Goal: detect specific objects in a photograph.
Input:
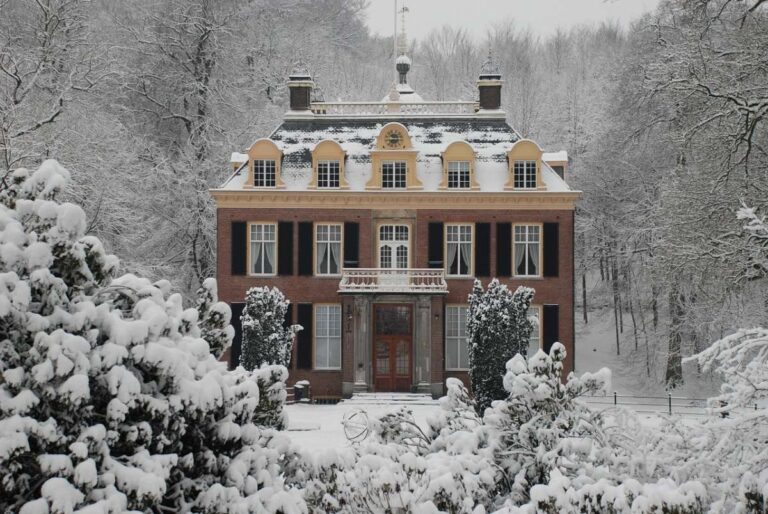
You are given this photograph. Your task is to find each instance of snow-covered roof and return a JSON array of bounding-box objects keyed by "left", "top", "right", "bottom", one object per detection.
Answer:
[
  {"left": 542, "top": 150, "right": 568, "bottom": 162},
  {"left": 270, "top": 118, "right": 521, "bottom": 168},
  {"left": 230, "top": 152, "right": 248, "bottom": 163},
  {"left": 540, "top": 161, "right": 572, "bottom": 192}
]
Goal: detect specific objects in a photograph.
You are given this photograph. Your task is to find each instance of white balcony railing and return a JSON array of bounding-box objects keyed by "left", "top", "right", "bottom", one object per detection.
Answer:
[
  {"left": 338, "top": 268, "right": 448, "bottom": 294},
  {"left": 310, "top": 101, "right": 479, "bottom": 117}
]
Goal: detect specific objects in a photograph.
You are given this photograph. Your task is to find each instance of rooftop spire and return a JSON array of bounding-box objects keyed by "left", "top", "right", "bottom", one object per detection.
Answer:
[{"left": 479, "top": 45, "right": 501, "bottom": 80}]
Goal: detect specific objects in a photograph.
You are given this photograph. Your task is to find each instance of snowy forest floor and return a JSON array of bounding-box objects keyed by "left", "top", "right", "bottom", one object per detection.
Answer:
[{"left": 575, "top": 307, "right": 722, "bottom": 399}]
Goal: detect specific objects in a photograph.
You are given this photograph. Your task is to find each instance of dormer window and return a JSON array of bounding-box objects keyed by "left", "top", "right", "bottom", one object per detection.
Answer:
[
  {"left": 317, "top": 160, "right": 340, "bottom": 189},
  {"left": 382, "top": 161, "right": 407, "bottom": 189},
  {"left": 447, "top": 161, "right": 471, "bottom": 189},
  {"left": 513, "top": 160, "right": 537, "bottom": 189},
  {"left": 253, "top": 159, "right": 276, "bottom": 188}
]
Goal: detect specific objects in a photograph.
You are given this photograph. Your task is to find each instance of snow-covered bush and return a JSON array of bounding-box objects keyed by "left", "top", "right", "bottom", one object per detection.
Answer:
[
  {"left": 486, "top": 343, "right": 612, "bottom": 504},
  {"left": 195, "top": 277, "right": 235, "bottom": 359},
  {"left": 240, "top": 286, "right": 298, "bottom": 369},
  {"left": 0, "top": 161, "right": 305, "bottom": 513},
  {"left": 468, "top": 279, "right": 535, "bottom": 413}
]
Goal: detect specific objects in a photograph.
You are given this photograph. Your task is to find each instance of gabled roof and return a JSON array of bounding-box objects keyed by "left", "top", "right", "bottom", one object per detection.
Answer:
[{"left": 270, "top": 117, "right": 521, "bottom": 167}]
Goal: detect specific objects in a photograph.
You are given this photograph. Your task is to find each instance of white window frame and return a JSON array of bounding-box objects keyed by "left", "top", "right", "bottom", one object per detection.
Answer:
[
  {"left": 527, "top": 305, "right": 542, "bottom": 358},
  {"left": 317, "top": 160, "right": 340, "bottom": 189},
  {"left": 445, "top": 305, "right": 469, "bottom": 371},
  {"left": 248, "top": 222, "right": 277, "bottom": 276},
  {"left": 315, "top": 223, "right": 343, "bottom": 276},
  {"left": 513, "top": 160, "right": 537, "bottom": 189},
  {"left": 445, "top": 223, "right": 473, "bottom": 277},
  {"left": 253, "top": 159, "right": 276, "bottom": 188},
  {"left": 513, "top": 224, "right": 541, "bottom": 277},
  {"left": 382, "top": 161, "right": 407, "bottom": 189},
  {"left": 447, "top": 161, "right": 471, "bottom": 189},
  {"left": 378, "top": 224, "right": 410, "bottom": 269},
  {"left": 315, "top": 304, "right": 342, "bottom": 370}
]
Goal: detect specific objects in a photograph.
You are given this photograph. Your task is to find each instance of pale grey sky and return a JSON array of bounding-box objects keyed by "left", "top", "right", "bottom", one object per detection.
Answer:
[{"left": 365, "top": 0, "right": 661, "bottom": 41}]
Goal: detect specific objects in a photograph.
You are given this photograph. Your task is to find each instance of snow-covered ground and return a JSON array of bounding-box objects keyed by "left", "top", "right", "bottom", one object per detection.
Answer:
[{"left": 285, "top": 395, "right": 441, "bottom": 451}]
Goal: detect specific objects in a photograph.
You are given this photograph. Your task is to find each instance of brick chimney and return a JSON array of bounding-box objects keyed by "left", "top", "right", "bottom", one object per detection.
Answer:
[
  {"left": 477, "top": 49, "right": 502, "bottom": 111},
  {"left": 288, "top": 62, "right": 314, "bottom": 112}
]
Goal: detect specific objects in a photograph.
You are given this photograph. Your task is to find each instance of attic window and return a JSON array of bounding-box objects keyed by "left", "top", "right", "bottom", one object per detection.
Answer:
[
  {"left": 513, "top": 160, "right": 536, "bottom": 189},
  {"left": 447, "top": 161, "right": 470, "bottom": 189},
  {"left": 382, "top": 161, "right": 407, "bottom": 189},
  {"left": 317, "top": 160, "right": 340, "bottom": 189},
  {"left": 253, "top": 160, "right": 276, "bottom": 187}
]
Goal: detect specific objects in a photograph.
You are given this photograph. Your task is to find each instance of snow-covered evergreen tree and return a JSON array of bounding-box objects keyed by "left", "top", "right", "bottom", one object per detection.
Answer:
[
  {"left": 0, "top": 161, "right": 306, "bottom": 513},
  {"left": 195, "top": 277, "right": 234, "bottom": 359},
  {"left": 467, "top": 279, "right": 535, "bottom": 413},
  {"left": 240, "top": 286, "right": 297, "bottom": 370}
]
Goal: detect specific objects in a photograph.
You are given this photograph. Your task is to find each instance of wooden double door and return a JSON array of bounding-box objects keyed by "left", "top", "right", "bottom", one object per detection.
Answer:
[{"left": 373, "top": 304, "right": 412, "bottom": 392}]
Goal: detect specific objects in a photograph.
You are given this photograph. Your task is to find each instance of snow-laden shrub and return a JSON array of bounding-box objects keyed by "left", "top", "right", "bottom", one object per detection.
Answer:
[
  {"left": 485, "top": 343, "right": 612, "bottom": 505},
  {"left": 240, "top": 286, "right": 298, "bottom": 370},
  {"left": 496, "top": 469, "right": 707, "bottom": 514},
  {"left": 468, "top": 279, "right": 534, "bottom": 414},
  {"left": 0, "top": 161, "right": 305, "bottom": 513},
  {"left": 195, "top": 277, "right": 235, "bottom": 359}
]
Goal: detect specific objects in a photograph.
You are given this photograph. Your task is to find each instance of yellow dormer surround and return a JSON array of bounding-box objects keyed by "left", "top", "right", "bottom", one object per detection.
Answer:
[
  {"left": 440, "top": 141, "right": 479, "bottom": 190},
  {"left": 247, "top": 138, "right": 284, "bottom": 188},
  {"left": 309, "top": 139, "right": 349, "bottom": 189},
  {"left": 368, "top": 122, "right": 421, "bottom": 189},
  {"left": 506, "top": 139, "right": 545, "bottom": 191}
]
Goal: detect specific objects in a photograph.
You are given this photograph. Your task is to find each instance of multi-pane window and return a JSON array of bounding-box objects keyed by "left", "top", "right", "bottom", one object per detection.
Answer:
[
  {"left": 316, "top": 224, "right": 342, "bottom": 275},
  {"left": 446, "top": 224, "right": 472, "bottom": 276},
  {"left": 317, "top": 160, "right": 340, "bottom": 189},
  {"left": 514, "top": 224, "right": 540, "bottom": 276},
  {"left": 249, "top": 223, "right": 276, "bottom": 275},
  {"left": 379, "top": 225, "right": 409, "bottom": 268},
  {"left": 253, "top": 160, "right": 276, "bottom": 187},
  {"left": 445, "top": 305, "right": 469, "bottom": 370},
  {"left": 448, "top": 161, "right": 471, "bottom": 189},
  {"left": 527, "top": 307, "right": 541, "bottom": 358},
  {"left": 315, "top": 305, "right": 342, "bottom": 369},
  {"left": 382, "top": 161, "right": 407, "bottom": 189},
  {"left": 513, "top": 160, "right": 537, "bottom": 189}
]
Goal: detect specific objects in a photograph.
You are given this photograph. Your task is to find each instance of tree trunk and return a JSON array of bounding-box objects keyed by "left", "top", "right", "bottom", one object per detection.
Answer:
[
  {"left": 666, "top": 283, "right": 684, "bottom": 388},
  {"left": 651, "top": 283, "right": 660, "bottom": 330},
  {"left": 611, "top": 253, "right": 623, "bottom": 333},
  {"left": 582, "top": 272, "right": 588, "bottom": 324}
]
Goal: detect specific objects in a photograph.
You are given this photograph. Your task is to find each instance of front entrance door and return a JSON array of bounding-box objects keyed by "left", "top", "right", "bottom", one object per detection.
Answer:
[{"left": 373, "top": 304, "right": 412, "bottom": 392}]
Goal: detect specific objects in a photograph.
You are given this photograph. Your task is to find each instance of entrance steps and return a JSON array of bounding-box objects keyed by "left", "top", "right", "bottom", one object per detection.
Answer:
[{"left": 344, "top": 392, "right": 438, "bottom": 406}]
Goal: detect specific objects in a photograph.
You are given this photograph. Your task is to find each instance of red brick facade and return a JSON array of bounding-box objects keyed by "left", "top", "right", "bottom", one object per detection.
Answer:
[{"left": 216, "top": 206, "right": 575, "bottom": 398}]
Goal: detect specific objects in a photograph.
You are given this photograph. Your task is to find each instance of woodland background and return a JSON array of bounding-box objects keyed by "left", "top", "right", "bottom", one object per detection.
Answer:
[{"left": 1, "top": 0, "right": 766, "bottom": 387}]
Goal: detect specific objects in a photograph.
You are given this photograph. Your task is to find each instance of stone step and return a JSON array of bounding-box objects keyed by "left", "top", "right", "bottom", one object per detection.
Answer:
[{"left": 343, "top": 393, "right": 438, "bottom": 406}]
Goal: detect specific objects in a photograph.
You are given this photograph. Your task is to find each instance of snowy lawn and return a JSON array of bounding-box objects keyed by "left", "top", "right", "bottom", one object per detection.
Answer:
[{"left": 284, "top": 399, "right": 441, "bottom": 451}]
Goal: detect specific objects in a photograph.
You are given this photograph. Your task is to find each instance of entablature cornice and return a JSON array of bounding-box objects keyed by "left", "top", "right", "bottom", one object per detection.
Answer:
[{"left": 209, "top": 189, "right": 581, "bottom": 211}]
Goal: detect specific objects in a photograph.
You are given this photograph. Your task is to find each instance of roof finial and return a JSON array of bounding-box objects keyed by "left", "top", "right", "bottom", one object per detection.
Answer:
[
  {"left": 397, "top": 3, "right": 409, "bottom": 56},
  {"left": 479, "top": 44, "right": 501, "bottom": 79}
]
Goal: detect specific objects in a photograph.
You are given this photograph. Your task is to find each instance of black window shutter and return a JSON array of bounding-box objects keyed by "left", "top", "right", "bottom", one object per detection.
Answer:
[
  {"left": 344, "top": 222, "right": 359, "bottom": 268},
  {"left": 428, "top": 222, "right": 444, "bottom": 268},
  {"left": 298, "top": 222, "right": 313, "bottom": 276},
  {"left": 283, "top": 303, "right": 294, "bottom": 328},
  {"left": 475, "top": 223, "right": 491, "bottom": 277},
  {"left": 296, "top": 304, "right": 313, "bottom": 369},
  {"left": 542, "top": 304, "right": 560, "bottom": 355},
  {"left": 496, "top": 222, "right": 512, "bottom": 277},
  {"left": 229, "top": 303, "right": 245, "bottom": 369},
  {"left": 231, "top": 222, "right": 247, "bottom": 276},
  {"left": 543, "top": 223, "right": 559, "bottom": 277},
  {"left": 277, "top": 221, "right": 293, "bottom": 276}
]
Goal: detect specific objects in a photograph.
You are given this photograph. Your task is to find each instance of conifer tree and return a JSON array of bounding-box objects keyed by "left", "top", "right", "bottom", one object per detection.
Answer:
[
  {"left": 240, "top": 286, "right": 297, "bottom": 370},
  {"left": 467, "top": 279, "right": 535, "bottom": 414},
  {"left": 195, "top": 277, "right": 235, "bottom": 358},
  {"left": 0, "top": 161, "right": 305, "bottom": 513}
]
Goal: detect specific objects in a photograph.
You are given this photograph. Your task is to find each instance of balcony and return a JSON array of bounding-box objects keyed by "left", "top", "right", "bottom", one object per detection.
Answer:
[
  {"left": 310, "top": 101, "right": 480, "bottom": 117},
  {"left": 338, "top": 268, "right": 448, "bottom": 294}
]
